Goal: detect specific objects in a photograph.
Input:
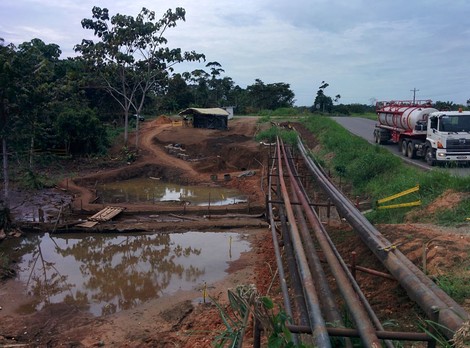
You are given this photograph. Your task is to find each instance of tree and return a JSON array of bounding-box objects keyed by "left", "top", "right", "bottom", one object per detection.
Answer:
[
  {"left": 0, "top": 38, "right": 64, "bottom": 204},
  {"left": 313, "top": 81, "right": 333, "bottom": 113},
  {"left": 159, "top": 73, "right": 194, "bottom": 112},
  {"left": 206, "top": 61, "right": 229, "bottom": 106},
  {"left": 185, "top": 68, "right": 210, "bottom": 107},
  {"left": 14, "top": 39, "right": 62, "bottom": 168},
  {"left": 75, "top": 6, "right": 205, "bottom": 146},
  {"left": 0, "top": 38, "right": 14, "bottom": 208},
  {"left": 246, "top": 79, "right": 295, "bottom": 110},
  {"left": 434, "top": 101, "right": 458, "bottom": 111}
]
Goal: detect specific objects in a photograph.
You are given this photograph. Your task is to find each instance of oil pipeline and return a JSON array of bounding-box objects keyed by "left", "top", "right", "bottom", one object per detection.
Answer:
[{"left": 260, "top": 137, "right": 469, "bottom": 347}]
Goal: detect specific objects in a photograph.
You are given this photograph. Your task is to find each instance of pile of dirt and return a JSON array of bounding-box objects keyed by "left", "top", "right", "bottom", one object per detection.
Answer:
[
  {"left": 406, "top": 189, "right": 470, "bottom": 222},
  {"left": 154, "top": 115, "right": 173, "bottom": 125}
]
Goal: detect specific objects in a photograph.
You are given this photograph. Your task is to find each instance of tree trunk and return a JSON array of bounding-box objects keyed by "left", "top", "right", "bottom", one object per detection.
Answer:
[
  {"left": 124, "top": 112, "right": 129, "bottom": 145},
  {"left": 29, "top": 133, "right": 35, "bottom": 170},
  {"left": 2, "top": 137, "right": 9, "bottom": 209},
  {"left": 135, "top": 117, "right": 140, "bottom": 150}
]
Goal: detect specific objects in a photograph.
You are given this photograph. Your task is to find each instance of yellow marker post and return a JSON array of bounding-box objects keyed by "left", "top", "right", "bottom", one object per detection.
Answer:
[
  {"left": 377, "top": 200, "right": 422, "bottom": 210},
  {"left": 202, "top": 282, "right": 207, "bottom": 303}
]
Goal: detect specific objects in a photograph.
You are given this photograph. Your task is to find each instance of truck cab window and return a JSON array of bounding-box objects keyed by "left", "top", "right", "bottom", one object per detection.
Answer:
[
  {"left": 430, "top": 117, "right": 437, "bottom": 130},
  {"left": 439, "top": 120, "right": 447, "bottom": 131},
  {"left": 459, "top": 115, "right": 470, "bottom": 132}
]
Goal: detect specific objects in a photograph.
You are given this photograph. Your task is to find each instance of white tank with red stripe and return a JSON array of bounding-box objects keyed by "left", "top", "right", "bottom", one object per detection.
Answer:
[{"left": 376, "top": 100, "right": 438, "bottom": 132}]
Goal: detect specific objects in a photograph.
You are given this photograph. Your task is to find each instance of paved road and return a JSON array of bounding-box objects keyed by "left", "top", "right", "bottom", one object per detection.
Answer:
[{"left": 332, "top": 116, "right": 470, "bottom": 177}]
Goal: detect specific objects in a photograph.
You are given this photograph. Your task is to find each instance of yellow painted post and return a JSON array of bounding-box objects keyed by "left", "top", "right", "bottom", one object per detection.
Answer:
[
  {"left": 377, "top": 185, "right": 419, "bottom": 205},
  {"left": 202, "top": 282, "right": 207, "bottom": 303}
]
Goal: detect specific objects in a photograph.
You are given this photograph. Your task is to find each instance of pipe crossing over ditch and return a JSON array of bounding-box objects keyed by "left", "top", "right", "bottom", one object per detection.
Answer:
[{"left": 264, "top": 137, "right": 469, "bottom": 347}]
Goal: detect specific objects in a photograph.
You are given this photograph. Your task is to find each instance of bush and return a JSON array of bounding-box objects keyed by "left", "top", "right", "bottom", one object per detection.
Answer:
[
  {"left": 255, "top": 126, "right": 297, "bottom": 146},
  {"left": 346, "top": 150, "right": 401, "bottom": 190}
]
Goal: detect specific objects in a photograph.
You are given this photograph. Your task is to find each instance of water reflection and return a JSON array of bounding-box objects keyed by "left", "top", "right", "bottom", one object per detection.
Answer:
[
  {"left": 2, "top": 232, "right": 249, "bottom": 316},
  {"left": 96, "top": 178, "right": 247, "bottom": 206}
]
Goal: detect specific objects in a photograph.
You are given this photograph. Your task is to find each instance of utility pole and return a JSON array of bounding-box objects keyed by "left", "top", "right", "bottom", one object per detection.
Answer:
[{"left": 410, "top": 88, "right": 419, "bottom": 104}]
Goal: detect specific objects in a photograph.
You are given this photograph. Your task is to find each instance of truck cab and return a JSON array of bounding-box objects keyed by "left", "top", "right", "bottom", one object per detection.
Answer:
[{"left": 425, "top": 110, "right": 470, "bottom": 164}]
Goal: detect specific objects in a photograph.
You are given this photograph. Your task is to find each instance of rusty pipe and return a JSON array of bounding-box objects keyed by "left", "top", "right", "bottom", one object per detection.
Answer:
[
  {"left": 276, "top": 140, "right": 332, "bottom": 348},
  {"left": 280, "top": 141, "right": 382, "bottom": 347},
  {"left": 285, "top": 145, "right": 395, "bottom": 348},
  {"left": 297, "top": 139, "right": 469, "bottom": 337}
]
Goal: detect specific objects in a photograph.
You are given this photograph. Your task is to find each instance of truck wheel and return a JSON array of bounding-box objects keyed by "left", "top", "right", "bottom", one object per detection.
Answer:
[
  {"left": 401, "top": 140, "right": 408, "bottom": 156},
  {"left": 425, "top": 147, "right": 435, "bottom": 166},
  {"left": 375, "top": 133, "right": 381, "bottom": 144},
  {"left": 374, "top": 131, "right": 379, "bottom": 144},
  {"left": 407, "top": 142, "right": 416, "bottom": 159}
]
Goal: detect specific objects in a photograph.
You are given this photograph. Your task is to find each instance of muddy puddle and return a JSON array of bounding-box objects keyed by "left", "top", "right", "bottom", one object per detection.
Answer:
[
  {"left": 9, "top": 188, "right": 73, "bottom": 223},
  {"left": 96, "top": 178, "right": 247, "bottom": 206},
  {"left": 1, "top": 231, "right": 250, "bottom": 316}
]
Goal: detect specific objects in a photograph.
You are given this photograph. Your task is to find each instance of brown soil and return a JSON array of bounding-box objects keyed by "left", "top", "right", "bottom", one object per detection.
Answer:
[
  {"left": 59, "top": 116, "right": 267, "bottom": 215},
  {"left": 1, "top": 117, "right": 469, "bottom": 347}
]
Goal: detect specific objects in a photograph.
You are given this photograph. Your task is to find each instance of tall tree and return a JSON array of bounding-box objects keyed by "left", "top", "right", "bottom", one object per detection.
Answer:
[
  {"left": 314, "top": 81, "right": 333, "bottom": 112},
  {"left": 159, "top": 73, "right": 194, "bottom": 111},
  {"left": 15, "top": 39, "right": 62, "bottom": 168},
  {"left": 75, "top": 6, "right": 205, "bottom": 146},
  {"left": 185, "top": 68, "right": 210, "bottom": 107},
  {"left": 0, "top": 38, "right": 14, "bottom": 208},
  {"left": 246, "top": 79, "right": 295, "bottom": 110},
  {"left": 206, "top": 61, "right": 225, "bottom": 106},
  {"left": 0, "top": 38, "right": 63, "bottom": 203}
]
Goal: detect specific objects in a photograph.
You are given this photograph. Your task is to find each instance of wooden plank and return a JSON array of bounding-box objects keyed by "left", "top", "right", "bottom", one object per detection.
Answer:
[
  {"left": 89, "top": 206, "right": 124, "bottom": 222},
  {"left": 76, "top": 221, "right": 99, "bottom": 228}
]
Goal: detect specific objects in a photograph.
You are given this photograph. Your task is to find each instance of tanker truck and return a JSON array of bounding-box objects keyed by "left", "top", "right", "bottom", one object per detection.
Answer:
[{"left": 373, "top": 100, "right": 470, "bottom": 165}]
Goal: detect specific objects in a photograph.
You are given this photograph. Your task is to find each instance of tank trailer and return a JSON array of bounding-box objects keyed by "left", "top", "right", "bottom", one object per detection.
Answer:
[{"left": 374, "top": 100, "right": 470, "bottom": 165}]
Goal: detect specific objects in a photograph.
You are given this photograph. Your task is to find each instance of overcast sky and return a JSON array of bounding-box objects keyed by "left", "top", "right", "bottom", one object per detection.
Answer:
[{"left": 1, "top": 0, "right": 470, "bottom": 106}]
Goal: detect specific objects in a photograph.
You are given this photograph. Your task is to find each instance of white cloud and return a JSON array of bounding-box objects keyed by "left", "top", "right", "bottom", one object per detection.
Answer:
[{"left": 1, "top": 0, "right": 470, "bottom": 105}]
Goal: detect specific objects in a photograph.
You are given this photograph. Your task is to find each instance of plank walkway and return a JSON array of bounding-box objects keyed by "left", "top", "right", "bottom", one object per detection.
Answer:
[
  {"left": 76, "top": 206, "right": 124, "bottom": 228},
  {"left": 89, "top": 206, "right": 125, "bottom": 222}
]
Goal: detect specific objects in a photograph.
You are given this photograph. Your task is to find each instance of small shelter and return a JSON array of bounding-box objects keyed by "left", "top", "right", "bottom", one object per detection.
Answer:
[{"left": 179, "top": 108, "right": 229, "bottom": 130}]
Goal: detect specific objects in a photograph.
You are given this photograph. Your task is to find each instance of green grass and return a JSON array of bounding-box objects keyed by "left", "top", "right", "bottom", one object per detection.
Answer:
[
  {"left": 257, "top": 107, "right": 311, "bottom": 117},
  {"left": 435, "top": 272, "right": 470, "bottom": 302},
  {"left": 255, "top": 126, "right": 298, "bottom": 146},
  {"left": 107, "top": 125, "right": 126, "bottom": 143},
  {"left": 351, "top": 112, "right": 377, "bottom": 120}
]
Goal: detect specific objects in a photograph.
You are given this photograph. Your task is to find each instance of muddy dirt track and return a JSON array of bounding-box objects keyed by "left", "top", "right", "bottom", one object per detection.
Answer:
[
  {"left": 1, "top": 116, "right": 470, "bottom": 347},
  {"left": 61, "top": 116, "right": 267, "bottom": 214}
]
